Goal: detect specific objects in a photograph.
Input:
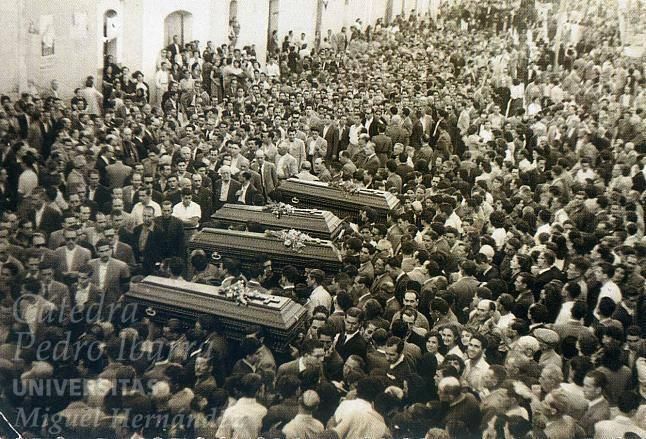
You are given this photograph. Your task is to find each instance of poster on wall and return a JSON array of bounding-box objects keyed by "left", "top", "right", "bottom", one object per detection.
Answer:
[
  {"left": 71, "top": 11, "right": 88, "bottom": 39},
  {"left": 40, "top": 15, "right": 55, "bottom": 57}
]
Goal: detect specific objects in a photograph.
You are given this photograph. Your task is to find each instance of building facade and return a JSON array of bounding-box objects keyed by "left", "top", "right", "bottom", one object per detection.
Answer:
[{"left": 0, "top": 0, "right": 437, "bottom": 99}]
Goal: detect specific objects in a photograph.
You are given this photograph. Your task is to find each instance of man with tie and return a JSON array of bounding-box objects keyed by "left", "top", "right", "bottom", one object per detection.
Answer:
[
  {"left": 167, "top": 34, "right": 182, "bottom": 63},
  {"left": 279, "top": 128, "right": 307, "bottom": 168},
  {"left": 213, "top": 165, "right": 241, "bottom": 211},
  {"left": 132, "top": 206, "right": 163, "bottom": 275},
  {"left": 322, "top": 114, "right": 340, "bottom": 161},
  {"left": 89, "top": 238, "right": 130, "bottom": 304},
  {"left": 236, "top": 172, "right": 258, "bottom": 205},
  {"left": 252, "top": 150, "right": 278, "bottom": 202},
  {"left": 53, "top": 228, "right": 91, "bottom": 280},
  {"left": 335, "top": 307, "right": 368, "bottom": 361},
  {"left": 86, "top": 169, "right": 111, "bottom": 208},
  {"left": 29, "top": 188, "right": 63, "bottom": 237},
  {"left": 38, "top": 259, "right": 70, "bottom": 313},
  {"left": 306, "top": 127, "right": 328, "bottom": 163}
]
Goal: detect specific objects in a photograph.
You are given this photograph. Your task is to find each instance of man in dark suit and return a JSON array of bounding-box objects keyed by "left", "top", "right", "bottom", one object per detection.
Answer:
[
  {"left": 155, "top": 201, "right": 185, "bottom": 260},
  {"left": 532, "top": 250, "right": 564, "bottom": 299},
  {"left": 236, "top": 171, "right": 259, "bottom": 205},
  {"left": 132, "top": 206, "right": 164, "bottom": 275},
  {"left": 38, "top": 260, "right": 71, "bottom": 315},
  {"left": 139, "top": 174, "right": 164, "bottom": 205},
  {"left": 29, "top": 188, "right": 63, "bottom": 238},
  {"left": 410, "top": 110, "right": 425, "bottom": 148},
  {"left": 167, "top": 35, "right": 182, "bottom": 61},
  {"left": 362, "top": 108, "right": 380, "bottom": 139},
  {"left": 372, "top": 124, "right": 393, "bottom": 166},
  {"left": 277, "top": 339, "right": 326, "bottom": 380},
  {"left": 212, "top": 165, "right": 241, "bottom": 211},
  {"left": 251, "top": 151, "right": 279, "bottom": 202},
  {"left": 337, "top": 116, "right": 351, "bottom": 153},
  {"left": 579, "top": 370, "right": 611, "bottom": 437},
  {"left": 68, "top": 264, "right": 104, "bottom": 336},
  {"left": 359, "top": 143, "right": 381, "bottom": 176},
  {"left": 322, "top": 118, "right": 340, "bottom": 160},
  {"left": 103, "top": 226, "right": 135, "bottom": 268},
  {"left": 131, "top": 126, "right": 149, "bottom": 161},
  {"left": 190, "top": 173, "right": 213, "bottom": 222},
  {"left": 89, "top": 238, "right": 130, "bottom": 305},
  {"left": 383, "top": 336, "right": 414, "bottom": 387},
  {"left": 86, "top": 169, "right": 111, "bottom": 208},
  {"left": 53, "top": 228, "right": 92, "bottom": 279},
  {"left": 335, "top": 307, "right": 368, "bottom": 361}
]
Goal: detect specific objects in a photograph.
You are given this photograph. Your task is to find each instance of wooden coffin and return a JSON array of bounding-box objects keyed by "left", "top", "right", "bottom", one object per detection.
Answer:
[
  {"left": 275, "top": 178, "right": 400, "bottom": 222},
  {"left": 211, "top": 204, "right": 343, "bottom": 240},
  {"left": 125, "top": 276, "right": 308, "bottom": 352},
  {"left": 188, "top": 228, "right": 343, "bottom": 273}
]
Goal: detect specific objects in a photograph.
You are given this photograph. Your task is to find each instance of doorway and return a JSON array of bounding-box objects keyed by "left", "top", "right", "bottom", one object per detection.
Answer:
[{"left": 164, "top": 10, "right": 193, "bottom": 46}]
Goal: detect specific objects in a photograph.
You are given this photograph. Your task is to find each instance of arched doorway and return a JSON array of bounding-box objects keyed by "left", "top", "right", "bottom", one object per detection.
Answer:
[
  {"left": 103, "top": 9, "right": 119, "bottom": 64},
  {"left": 267, "top": 0, "right": 280, "bottom": 55},
  {"left": 164, "top": 10, "right": 193, "bottom": 47}
]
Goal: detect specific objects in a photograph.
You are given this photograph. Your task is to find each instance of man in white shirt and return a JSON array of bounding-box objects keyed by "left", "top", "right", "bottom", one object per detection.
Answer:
[
  {"left": 279, "top": 128, "right": 307, "bottom": 168},
  {"left": 215, "top": 373, "right": 267, "bottom": 439},
  {"left": 282, "top": 390, "right": 324, "bottom": 439},
  {"left": 131, "top": 188, "right": 161, "bottom": 226},
  {"left": 463, "top": 334, "right": 490, "bottom": 393},
  {"left": 265, "top": 57, "right": 280, "bottom": 78},
  {"left": 593, "top": 262, "right": 622, "bottom": 319},
  {"left": 276, "top": 144, "right": 298, "bottom": 180},
  {"left": 330, "top": 376, "right": 388, "bottom": 439},
  {"left": 306, "top": 269, "right": 331, "bottom": 316},
  {"left": 172, "top": 189, "right": 201, "bottom": 231}
]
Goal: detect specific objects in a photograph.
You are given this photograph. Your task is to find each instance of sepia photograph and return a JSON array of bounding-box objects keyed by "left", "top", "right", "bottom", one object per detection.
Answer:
[{"left": 0, "top": 0, "right": 644, "bottom": 438}]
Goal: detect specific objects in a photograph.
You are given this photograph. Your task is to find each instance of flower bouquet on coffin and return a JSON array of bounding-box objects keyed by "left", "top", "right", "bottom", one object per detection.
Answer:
[
  {"left": 263, "top": 202, "right": 297, "bottom": 219},
  {"left": 328, "top": 179, "right": 361, "bottom": 196},
  {"left": 265, "top": 229, "right": 317, "bottom": 253},
  {"left": 221, "top": 280, "right": 250, "bottom": 306}
]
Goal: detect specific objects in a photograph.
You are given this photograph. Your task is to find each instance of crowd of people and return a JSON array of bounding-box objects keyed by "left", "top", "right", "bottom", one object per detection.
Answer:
[{"left": 0, "top": 0, "right": 645, "bottom": 438}]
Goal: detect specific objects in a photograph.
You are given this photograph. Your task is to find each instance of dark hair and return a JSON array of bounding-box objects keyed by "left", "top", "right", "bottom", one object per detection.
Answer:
[
  {"left": 568, "top": 356, "right": 592, "bottom": 386},
  {"left": 238, "top": 373, "right": 263, "bottom": 398},
  {"left": 617, "top": 391, "right": 641, "bottom": 414},
  {"left": 570, "top": 300, "right": 587, "bottom": 320},
  {"left": 356, "top": 377, "right": 385, "bottom": 403}
]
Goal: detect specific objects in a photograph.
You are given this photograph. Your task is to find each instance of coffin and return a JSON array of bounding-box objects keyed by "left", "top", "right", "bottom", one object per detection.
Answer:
[
  {"left": 188, "top": 228, "right": 344, "bottom": 273},
  {"left": 211, "top": 204, "right": 343, "bottom": 240},
  {"left": 124, "top": 276, "right": 308, "bottom": 351},
  {"left": 275, "top": 178, "right": 400, "bottom": 222}
]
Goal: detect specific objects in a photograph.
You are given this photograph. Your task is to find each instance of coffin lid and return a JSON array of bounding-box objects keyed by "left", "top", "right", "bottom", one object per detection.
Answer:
[
  {"left": 190, "top": 228, "right": 343, "bottom": 263},
  {"left": 127, "top": 276, "right": 306, "bottom": 330},
  {"left": 277, "top": 178, "right": 400, "bottom": 211},
  {"left": 212, "top": 204, "right": 343, "bottom": 239}
]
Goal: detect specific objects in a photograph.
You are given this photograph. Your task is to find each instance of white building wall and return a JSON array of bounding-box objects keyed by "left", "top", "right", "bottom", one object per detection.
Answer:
[
  {"left": 0, "top": 0, "right": 395, "bottom": 98},
  {"left": 321, "top": 0, "right": 348, "bottom": 34},
  {"left": 277, "top": 0, "right": 317, "bottom": 46},
  {"left": 139, "top": 0, "right": 217, "bottom": 84},
  {"left": 392, "top": 0, "right": 404, "bottom": 18},
  {"left": 236, "top": 0, "right": 270, "bottom": 62},
  {"left": 0, "top": 1, "right": 20, "bottom": 95}
]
